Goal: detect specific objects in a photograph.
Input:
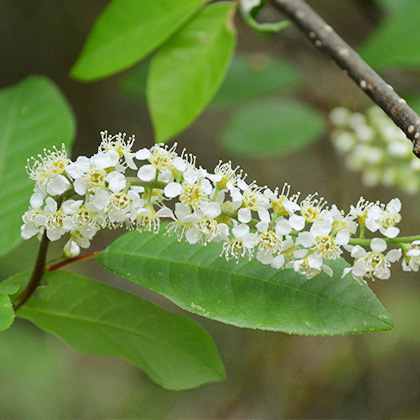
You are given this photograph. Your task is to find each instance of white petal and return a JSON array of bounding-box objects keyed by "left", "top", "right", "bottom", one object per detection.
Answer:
[
  {"left": 296, "top": 232, "right": 316, "bottom": 248},
  {"left": 232, "top": 223, "right": 249, "bottom": 239},
  {"left": 21, "top": 223, "right": 38, "bottom": 239},
  {"left": 271, "top": 254, "right": 285, "bottom": 269},
  {"left": 74, "top": 178, "right": 87, "bottom": 195},
  {"left": 202, "top": 202, "right": 221, "bottom": 219},
  {"left": 367, "top": 205, "right": 381, "bottom": 219},
  {"left": 91, "top": 151, "right": 115, "bottom": 169},
  {"left": 47, "top": 175, "right": 71, "bottom": 196},
  {"left": 45, "top": 197, "right": 58, "bottom": 213},
  {"left": 308, "top": 254, "right": 323, "bottom": 269},
  {"left": 174, "top": 203, "right": 191, "bottom": 220},
  {"left": 244, "top": 233, "right": 259, "bottom": 248},
  {"left": 238, "top": 208, "right": 251, "bottom": 223},
  {"left": 156, "top": 207, "right": 175, "bottom": 219},
  {"left": 131, "top": 186, "right": 145, "bottom": 194},
  {"left": 289, "top": 215, "right": 305, "bottom": 231},
  {"left": 310, "top": 220, "right": 332, "bottom": 237},
  {"left": 186, "top": 228, "right": 201, "bottom": 244},
  {"left": 90, "top": 189, "right": 110, "bottom": 211},
  {"left": 380, "top": 226, "right": 399, "bottom": 238},
  {"left": 62, "top": 199, "right": 83, "bottom": 215},
  {"left": 33, "top": 214, "right": 46, "bottom": 226},
  {"left": 173, "top": 157, "right": 187, "bottom": 172},
  {"left": 66, "top": 156, "right": 90, "bottom": 179},
  {"left": 283, "top": 201, "right": 300, "bottom": 214},
  {"left": 158, "top": 169, "right": 174, "bottom": 184},
  {"left": 386, "top": 198, "right": 401, "bottom": 213},
  {"left": 201, "top": 179, "right": 213, "bottom": 195},
  {"left": 336, "top": 229, "right": 350, "bottom": 246},
  {"left": 106, "top": 171, "right": 127, "bottom": 193},
  {"left": 275, "top": 219, "right": 292, "bottom": 236},
  {"left": 365, "top": 218, "right": 380, "bottom": 233},
  {"left": 164, "top": 182, "right": 182, "bottom": 198},
  {"left": 256, "top": 221, "right": 268, "bottom": 233},
  {"left": 352, "top": 261, "right": 367, "bottom": 277},
  {"left": 407, "top": 248, "right": 420, "bottom": 257},
  {"left": 184, "top": 169, "right": 199, "bottom": 184},
  {"left": 135, "top": 148, "right": 151, "bottom": 160},
  {"left": 125, "top": 154, "right": 137, "bottom": 170},
  {"left": 30, "top": 193, "right": 44, "bottom": 209},
  {"left": 256, "top": 249, "right": 273, "bottom": 265},
  {"left": 371, "top": 237, "right": 387, "bottom": 253},
  {"left": 351, "top": 245, "right": 366, "bottom": 258},
  {"left": 376, "top": 268, "right": 391, "bottom": 280},
  {"left": 137, "top": 165, "right": 156, "bottom": 182},
  {"left": 258, "top": 208, "right": 270, "bottom": 223},
  {"left": 46, "top": 228, "right": 62, "bottom": 241},
  {"left": 294, "top": 249, "right": 308, "bottom": 258},
  {"left": 230, "top": 187, "right": 243, "bottom": 203},
  {"left": 322, "top": 264, "right": 333, "bottom": 277},
  {"left": 386, "top": 248, "right": 402, "bottom": 262}
]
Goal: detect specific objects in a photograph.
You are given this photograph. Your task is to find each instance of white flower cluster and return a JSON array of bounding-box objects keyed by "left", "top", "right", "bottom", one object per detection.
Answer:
[
  {"left": 21, "top": 131, "right": 419, "bottom": 281},
  {"left": 330, "top": 106, "right": 420, "bottom": 193}
]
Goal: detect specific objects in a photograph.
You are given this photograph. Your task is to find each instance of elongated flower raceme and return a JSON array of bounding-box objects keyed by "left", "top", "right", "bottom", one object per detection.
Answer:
[{"left": 21, "top": 131, "right": 420, "bottom": 281}]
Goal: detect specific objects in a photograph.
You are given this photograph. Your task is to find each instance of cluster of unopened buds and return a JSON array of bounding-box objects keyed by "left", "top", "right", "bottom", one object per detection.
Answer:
[
  {"left": 21, "top": 131, "right": 420, "bottom": 281},
  {"left": 330, "top": 105, "right": 420, "bottom": 194}
]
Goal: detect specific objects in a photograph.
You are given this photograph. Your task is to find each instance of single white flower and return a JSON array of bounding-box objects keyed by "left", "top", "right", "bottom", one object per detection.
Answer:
[{"left": 221, "top": 223, "right": 259, "bottom": 262}]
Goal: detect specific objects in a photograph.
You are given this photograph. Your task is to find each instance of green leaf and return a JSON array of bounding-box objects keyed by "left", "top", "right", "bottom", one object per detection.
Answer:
[
  {"left": 9, "top": 270, "right": 225, "bottom": 390},
  {"left": 219, "top": 99, "right": 325, "bottom": 158},
  {"left": 147, "top": 2, "right": 237, "bottom": 142},
  {"left": 211, "top": 53, "right": 302, "bottom": 108},
  {"left": 0, "top": 283, "right": 19, "bottom": 331},
  {"left": 0, "top": 76, "right": 75, "bottom": 257},
  {"left": 119, "top": 60, "right": 150, "bottom": 102},
  {"left": 0, "top": 284, "right": 19, "bottom": 295},
  {"left": 374, "top": 0, "right": 412, "bottom": 13},
  {"left": 359, "top": 0, "right": 420, "bottom": 69},
  {"left": 98, "top": 230, "right": 394, "bottom": 336},
  {"left": 0, "top": 294, "right": 15, "bottom": 332},
  {"left": 71, "top": 0, "right": 210, "bottom": 82},
  {"left": 240, "top": 0, "right": 289, "bottom": 35}
]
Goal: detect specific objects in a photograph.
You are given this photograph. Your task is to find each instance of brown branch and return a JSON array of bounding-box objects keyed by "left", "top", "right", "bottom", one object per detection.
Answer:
[
  {"left": 271, "top": 0, "right": 420, "bottom": 158},
  {"left": 13, "top": 232, "right": 50, "bottom": 311}
]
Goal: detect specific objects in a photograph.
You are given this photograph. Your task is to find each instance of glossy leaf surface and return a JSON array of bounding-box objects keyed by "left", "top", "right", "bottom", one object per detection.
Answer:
[
  {"left": 71, "top": 0, "right": 209, "bottom": 81},
  {"left": 0, "top": 76, "right": 75, "bottom": 257},
  {"left": 98, "top": 230, "right": 394, "bottom": 336},
  {"left": 9, "top": 271, "right": 225, "bottom": 390},
  {"left": 147, "top": 2, "right": 237, "bottom": 142}
]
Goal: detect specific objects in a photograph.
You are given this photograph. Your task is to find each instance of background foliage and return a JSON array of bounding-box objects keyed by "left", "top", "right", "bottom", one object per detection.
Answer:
[{"left": 1, "top": 0, "right": 420, "bottom": 418}]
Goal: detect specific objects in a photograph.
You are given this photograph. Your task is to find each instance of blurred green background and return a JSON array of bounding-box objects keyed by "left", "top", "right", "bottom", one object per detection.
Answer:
[{"left": 1, "top": 0, "right": 420, "bottom": 418}]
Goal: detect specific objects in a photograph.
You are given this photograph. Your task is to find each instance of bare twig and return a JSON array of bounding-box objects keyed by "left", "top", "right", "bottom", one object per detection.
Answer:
[{"left": 271, "top": 0, "right": 420, "bottom": 158}]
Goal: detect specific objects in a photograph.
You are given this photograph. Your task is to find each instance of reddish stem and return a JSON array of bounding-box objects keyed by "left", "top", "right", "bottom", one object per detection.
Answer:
[{"left": 47, "top": 251, "right": 102, "bottom": 272}]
